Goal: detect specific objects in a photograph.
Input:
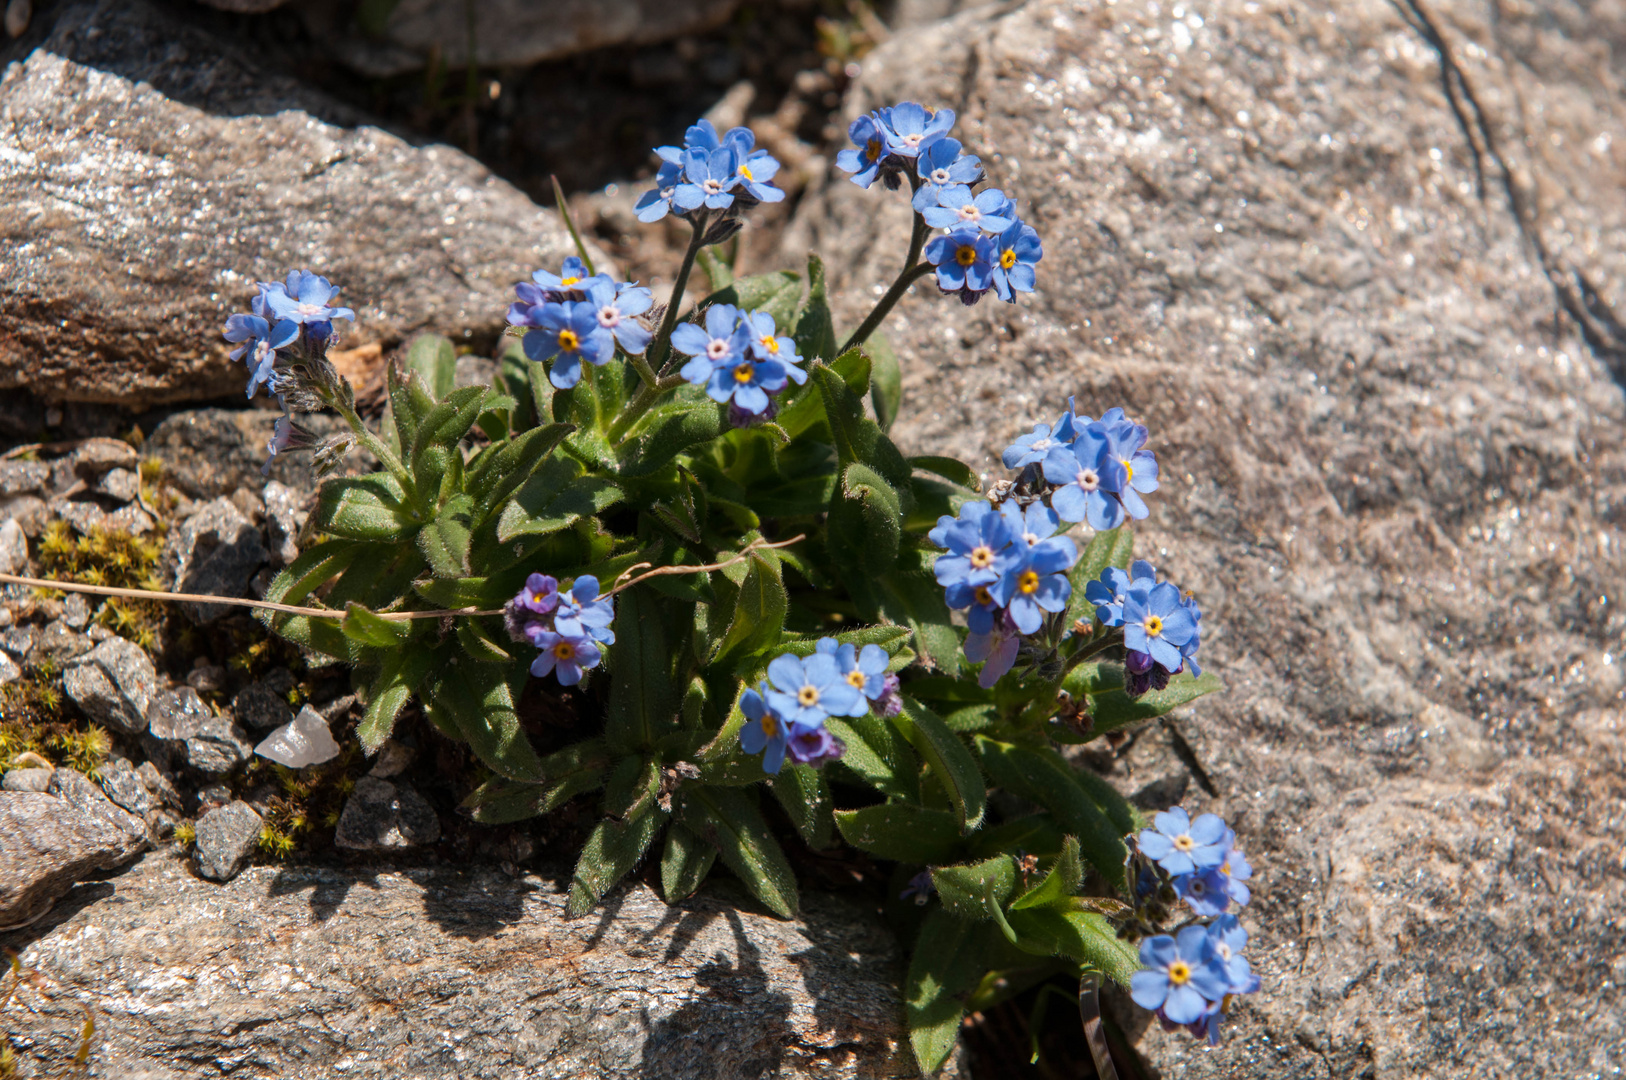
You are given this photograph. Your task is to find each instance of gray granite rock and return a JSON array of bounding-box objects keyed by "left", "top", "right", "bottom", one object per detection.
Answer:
[
  {"left": 142, "top": 686, "right": 213, "bottom": 771},
  {"left": 0, "top": 0, "right": 605, "bottom": 409},
  {"left": 69, "top": 438, "right": 137, "bottom": 481},
  {"left": 802, "top": 0, "right": 1626, "bottom": 1074},
  {"left": 0, "top": 493, "right": 49, "bottom": 536},
  {"left": 230, "top": 676, "right": 293, "bottom": 731},
  {"left": 332, "top": 776, "right": 440, "bottom": 850},
  {"left": 298, "top": 0, "right": 744, "bottom": 76},
  {"left": 59, "top": 590, "right": 88, "bottom": 630},
  {"left": 0, "top": 786, "right": 145, "bottom": 930},
  {"left": 93, "top": 466, "right": 139, "bottom": 503},
  {"left": 0, "top": 647, "right": 17, "bottom": 686},
  {"left": 135, "top": 760, "right": 180, "bottom": 811},
  {"left": 0, "top": 623, "right": 32, "bottom": 662},
  {"left": 260, "top": 479, "right": 304, "bottom": 566},
  {"left": 46, "top": 768, "right": 146, "bottom": 847},
  {"left": 0, "top": 515, "right": 24, "bottom": 574},
  {"left": 0, "top": 458, "right": 47, "bottom": 497},
  {"left": 191, "top": 800, "right": 262, "bottom": 882},
  {"left": 2, "top": 767, "right": 52, "bottom": 792},
  {"left": 33, "top": 619, "right": 90, "bottom": 662},
  {"left": 60, "top": 635, "right": 155, "bottom": 734},
  {"left": 183, "top": 715, "right": 255, "bottom": 778},
  {"left": 97, "top": 759, "right": 155, "bottom": 817},
  {"left": 0, "top": 854, "right": 955, "bottom": 1078},
  {"left": 165, "top": 497, "right": 267, "bottom": 624}
]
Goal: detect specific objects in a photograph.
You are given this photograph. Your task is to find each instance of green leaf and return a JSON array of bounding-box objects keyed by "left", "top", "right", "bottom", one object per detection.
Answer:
[
  {"left": 872, "top": 553, "right": 959, "bottom": 673},
  {"left": 387, "top": 356, "right": 436, "bottom": 447},
  {"left": 260, "top": 539, "right": 365, "bottom": 610},
  {"left": 892, "top": 698, "right": 986, "bottom": 832},
  {"left": 404, "top": 332, "right": 457, "bottom": 401},
  {"left": 411, "top": 575, "right": 505, "bottom": 609},
  {"left": 425, "top": 663, "right": 546, "bottom": 783},
  {"left": 568, "top": 809, "right": 662, "bottom": 915},
  {"left": 357, "top": 646, "right": 438, "bottom": 753},
  {"left": 792, "top": 254, "right": 836, "bottom": 363},
  {"left": 867, "top": 330, "right": 903, "bottom": 433},
  {"left": 1010, "top": 836, "right": 1084, "bottom": 911},
  {"left": 603, "top": 755, "right": 662, "bottom": 820},
  {"left": 906, "top": 909, "right": 991, "bottom": 1074},
  {"left": 1072, "top": 669, "right": 1226, "bottom": 737},
  {"left": 713, "top": 545, "right": 787, "bottom": 668},
  {"left": 833, "top": 803, "right": 962, "bottom": 864},
  {"left": 605, "top": 585, "right": 679, "bottom": 753},
  {"left": 412, "top": 385, "right": 485, "bottom": 460},
  {"left": 1003, "top": 909, "right": 1140, "bottom": 984},
  {"left": 460, "top": 739, "right": 611, "bottom": 823},
  {"left": 466, "top": 422, "right": 572, "bottom": 511},
  {"left": 909, "top": 455, "right": 979, "bottom": 490},
  {"left": 824, "top": 714, "right": 918, "bottom": 801},
  {"left": 496, "top": 456, "right": 620, "bottom": 542},
  {"left": 311, "top": 474, "right": 417, "bottom": 542},
  {"left": 618, "top": 398, "right": 723, "bottom": 478},
  {"left": 828, "top": 462, "right": 902, "bottom": 576},
  {"left": 418, "top": 493, "right": 474, "bottom": 577},
  {"left": 660, "top": 823, "right": 717, "bottom": 903},
  {"left": 931, "top": 855, "right": 1017, "bottom": 921},
  {"left": 707, "top": 269, "right": 803, "bottom": 331},
  {"left": 1065, "top": 527, "right": 1134, "bottom": 626},
  {"left": 771, "top": 764, "right": 833, "bottom": 849},
  {"left": 340, "top": 603, "right": 411, "bottom": 648},
  {"left": 678, "top": 786, "right": 799, "bottom": 918},
  {"left": 975, "top": 738, "right": 1127, "bottom": 889},
  {"left": 455, "top": 617, "right": 512, "bottom": 662},
  {"left": 966, "top": 814, "right": 1067, "bottom": 860}
]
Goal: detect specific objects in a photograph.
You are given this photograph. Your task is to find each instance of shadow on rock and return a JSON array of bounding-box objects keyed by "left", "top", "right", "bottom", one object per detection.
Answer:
[
  {"left": 266, "top": 864, "right": 383, "bottom": 923},
  {"left": 639, "top": 908, "right": 794, "bottom": 1080}
]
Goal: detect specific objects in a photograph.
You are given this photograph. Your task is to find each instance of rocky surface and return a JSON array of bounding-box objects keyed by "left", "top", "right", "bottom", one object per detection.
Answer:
[
  {"left": 60, "top": 636, "right": 157, "bottom": 735},
  {"left": 0, "top": 777, "right": 146, "bottom": 929},
  {"left": 0, "top": 0, "right": 606, "bottom": 411},
  {"left": 794, "top": 0, "right": 1626, "bottom": 1074},
  {"left": 298, "top": 0, "right": 745, "bottom": 77},
  {"left": 1, "top": 853, "right": 961, "bottom": 1079},
  {"left": 192, "top": 799, "right": 262, "bottom": 881},
  {"left": 332, "top": 775, "right": 441, "bottom": 850},
  {"left": 164, "top": 496, "right": 267, "bottom": 623}
]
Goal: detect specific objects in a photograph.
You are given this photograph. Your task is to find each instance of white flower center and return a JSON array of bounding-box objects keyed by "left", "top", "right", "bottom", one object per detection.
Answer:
[
  {"left": 703, "top": 178, "right": 725, "bottom": 193},
  {"left": 931, "top": 167, "right": 952, "bottom": 184},
  {"left": 597, "top": 305, "right": 621, "bottom": 328},
  {"left": 957, "top": 205, "right": 982, "bottom": 222},
  {"left": 1022, "top": 531, "right": 1040, "bottom": 547},
  {"left": 252, "top": 340, "right": 275, "bottom": 366},
  {"left": 294, "top": 302, "right": 325, "bottom": 319},
  {"left": 902, "top": 132, "right": 924, "bottom": 147},
  {"left": 1075, "top": 468, "right": 1099, "bottom": 491},
  {"left": 706, "top": 338, "right": 730, "bottom": 360}
]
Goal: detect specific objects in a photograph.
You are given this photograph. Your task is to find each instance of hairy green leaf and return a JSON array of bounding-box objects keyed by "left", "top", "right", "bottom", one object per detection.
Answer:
[
  {"left": 496, "top": 457, "right": 620, "bottom": 543},
  {"left": 792, "top": 254, "right": 836, "bottom": 364},
  {"left": 357, "top": 646, "right": 439, "bottom": 753},
  {"left": 771, "top": 764, "right": 833, "bottom": 849},
  {"left": 660, "top": 822, "right": 717, "bottom": 903},
  {"left": 1010, "top": 836, "right": 1084, "bottom": 911},
  {"left": 867, "top": 331, "right": 903, "bottom": 433},
  {"left": 311, "top": 474, "right": 417, "bottom": 542},
  {"left": 906, "top": 909, "right": 992, "bottom": 1074},
  {"left": 833, "top": 803, "right": 961, "bottom": 864},
  {"left": 893, "top": 698, "right": 986, "bottom": 832},
  {"left": 425, "top": 663, "right": 546, "bottom": 783},
  {"left": 404, "top": 332, "right": 457, "bottom": 401},
  {"left": 568, "top": 809, "right": 662, "bottom": 915},
  {"left": 932, "top": 855, "right": 1016, "bottom": 921},
  {"left": 605, "top": 587, "right": 679, "bottom": 753},
  {"left": 679, "top": 786, "right": 799, "bottom": 917},
  {"left": 975, "top": 738, "right": 1127, "bottom": 889}
]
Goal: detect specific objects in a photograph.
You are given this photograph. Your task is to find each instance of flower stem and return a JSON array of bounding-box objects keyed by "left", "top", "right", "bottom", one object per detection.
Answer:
[
  {"left": 333, "top": 398, "right": 418, "bottom": 508},
  {"left": 837, "top": 247, "right": 933, "bottom": 356},
  {"left": 646, "top": 213, "right": 711, "bottom": 374}
]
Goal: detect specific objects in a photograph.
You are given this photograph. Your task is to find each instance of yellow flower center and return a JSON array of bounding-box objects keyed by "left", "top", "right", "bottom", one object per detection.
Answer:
[
  {"left": 1018, "top": 570, "right": 1040, "bottom": 595},
  {"left": 553, "top": 641, "right": 575, "bottom": 660},
  {"left": 740, "top": 163, "right": 754, "bottom": 181},
  {"left": 846, "top": 670, "right": 867, "bottom": 689},
  {"left": 1145, "top": 615, "right": 1164, "bottom": 638},
  {"left": 557, "top": 329, "right": 580, "bottom": 351},
  {"left": 955, "top": 245, "right": 978, "bottom": 267},
  {"left": 733, "top": 362, "right": 755, "bottom": 384},
  {"left": 969, "top": 544, "right": 994, "bottom": 569},
  {"left": 1173, "top": 832, "right": 1193, "bottom": 851},
  {"left": 1167, "top": 961, "right": 1192, "bottom": 986},
  {"left": 973, "top": 586, "right": 993, "bottom": 606},
  {"left": 797, "top": 685, "right": 820, "bottom": 707},
  {"left": 561, "top": 276, "right": 580, "bottom": 286},
  {"left": 866, "top": 137, "right": 882, "bottom": 160},
  {"left": 1000, "top": 248, "right": 1018, "bottom": 269},
  {"left": 1220, "top": 860, "right": 1232, "bottom": 877},
  {"left": 760, "top": 334, "right": 779, "bottom": 353},
  {"left": 1122, "top": 458, "right": 1134, "bottom": 483},
  {"left": 761, "top": 713, "right": 778, "bottom": 737}
]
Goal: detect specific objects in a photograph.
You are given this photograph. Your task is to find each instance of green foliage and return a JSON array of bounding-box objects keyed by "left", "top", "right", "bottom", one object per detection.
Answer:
[{"left": 257, "top": 264, "right": 1226, "bottom": 1074}]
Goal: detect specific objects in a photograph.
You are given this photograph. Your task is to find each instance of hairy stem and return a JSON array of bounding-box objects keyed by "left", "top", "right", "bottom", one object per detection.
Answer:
[
  {"left": 334, "top": 398, "right": 418, "bottom": 508},
  {"left": 837, "top": 253, "right": 934, "bottom": 356},
  {"left": 647, "top": 213, "right": 711, "bottom": 373}
]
